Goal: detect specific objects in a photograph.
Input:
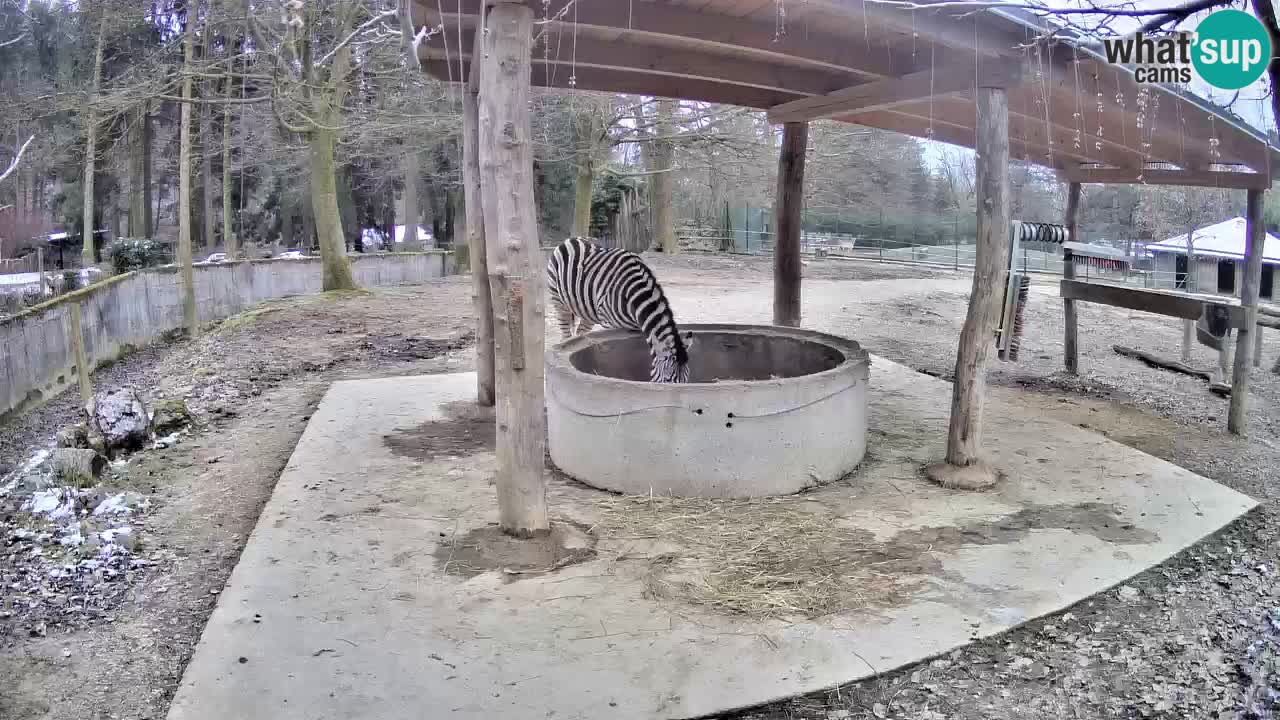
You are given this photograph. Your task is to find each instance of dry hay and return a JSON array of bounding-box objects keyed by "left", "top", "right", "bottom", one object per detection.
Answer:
[{"left": 593, "top": 495, "right": 918, "bottom": 620}]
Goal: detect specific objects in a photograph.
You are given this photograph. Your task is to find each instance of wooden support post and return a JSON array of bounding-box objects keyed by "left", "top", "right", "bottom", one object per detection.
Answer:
[
  {"left": 926, "top": 86, "right": 1010, "bottom": 491},
  {"left": 1062, "top": 182, "right": 1081, "bottom": 374},
  {"left": 773, "top": 121, "right": 807, "bottom": 327},
  {"left": 1182, "top": 319, "right": 1194, "bottom": 363},
  {"left": 478, "top": 0, "right": 549, "bottom": 537},
  {"left": 462, "top": 9, "right": 495, "bottom": 407},
  {"left": 36, "top": 247, "right": 45, "bottom": 296},
  {"left": 1254, "top": 327, "right": 1264, "bottom": 368},
  {"left": 68, "top": 303, "right": 93, "bottom": 407},
  {"left": 1228, "top": 188, "right": 1266, "bottom": 435}
]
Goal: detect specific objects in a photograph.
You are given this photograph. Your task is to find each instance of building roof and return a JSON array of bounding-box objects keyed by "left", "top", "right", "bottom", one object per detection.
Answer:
[
  {"left": 415, "top": 0, "right": 1280, "bottom": 184},
  {"left": 1148, "top": 217, "right": 1280, "bottom": 263}
]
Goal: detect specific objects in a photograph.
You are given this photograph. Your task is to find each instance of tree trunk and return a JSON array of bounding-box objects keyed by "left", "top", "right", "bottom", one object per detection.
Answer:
[
  {"left": 178, "top": 19, "right": 198, "bottom": 336},
  {"left": 222, "top": 80, "right": 237, "bottom": 259},
  {"left": 128, "top": 108, "right": 146, "bottom": 237},
  {"left": 81, "top": 12, "right": 107, "bottom": 265},
  {"left": 1228, "top": 189, "right": 1266, "bottom": 435},
  {"left": 463, "top": 31, "right": 495, "bottom": 407},
  {"left": 927, "top": 86, "right": 1010, "bottom": 491},
  {"left": 401, "top": 152, "right": 421, "bottom": 249},
  {"left": 653, "top": 99, "right": 677, "bottom": 253},
  {"left": 571, "top": 108, "right": 598, "bottom": 237},
  {"left": 144, "top": 105, "right": 155, "bottom": 238},
  {"left": 199, "top": 11, "right": 215, "bottom": 250},
  {"left": 479, "top": 0, "right": 549, "bottom": 537},
  {"left": 773, "top": 121, "right": 807, "bottom": 327},
  {"left": 1063, "top": 182, "right": 1081, "bottom": 373},
  {"left": 309, "top": 128, "right": 357, "bottom": 290}
]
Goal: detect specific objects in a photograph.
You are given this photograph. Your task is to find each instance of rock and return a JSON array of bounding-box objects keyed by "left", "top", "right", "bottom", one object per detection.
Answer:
[
  {"left": 87, "top": 387, "right": 150, "bottom": 454},
  {"left": 150, "top": 397, "right": 192, "bottom": 435},
  {"left": 1118, "top": 585, "right": 1141, "bottom": 603},
  {"left": 50, "top": 448, "right": 107, "bottom": 486},
  {"left": 99, "top": 526, "right": 138, "bottom": 551},
  {"left": 55, "top": 423, "right": 90, "bottom": 449}
]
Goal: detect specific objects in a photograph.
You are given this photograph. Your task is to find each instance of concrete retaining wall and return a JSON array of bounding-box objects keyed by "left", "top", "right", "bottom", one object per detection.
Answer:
[{"left": 0, "top": 252, "right": 455, "bottom": 418}]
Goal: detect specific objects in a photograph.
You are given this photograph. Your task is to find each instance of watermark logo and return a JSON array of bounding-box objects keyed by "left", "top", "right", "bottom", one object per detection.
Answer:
[{"left": 1101, "top": 9, "right": 1271, "bottom": 90}]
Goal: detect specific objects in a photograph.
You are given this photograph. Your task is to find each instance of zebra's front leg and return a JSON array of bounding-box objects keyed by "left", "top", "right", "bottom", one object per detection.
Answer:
[{"left": 573, "top": 318, "right": 594, "bottom": 336}]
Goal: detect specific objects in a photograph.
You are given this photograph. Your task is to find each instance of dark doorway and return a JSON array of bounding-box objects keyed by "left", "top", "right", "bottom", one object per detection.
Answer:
[
  {"left": 1217, "top": 259, "right": 1236, "bottom": 294},
  {"left": 1263, "top": 265, "right": 1275, "bottom": 300},
  {"left": 1175, "top": 254, "right": 1189, "bottom": 289}
]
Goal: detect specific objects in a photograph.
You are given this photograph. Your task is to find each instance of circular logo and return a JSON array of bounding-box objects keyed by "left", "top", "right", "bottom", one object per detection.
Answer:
[{"left": 1191, "top": 9, "right": 1272, "bottom": 90}]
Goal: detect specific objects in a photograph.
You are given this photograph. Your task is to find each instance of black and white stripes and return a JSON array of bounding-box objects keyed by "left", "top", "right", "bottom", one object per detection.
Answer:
[{"left": 546, "top": 237, "right": 692, "bottom": 383}]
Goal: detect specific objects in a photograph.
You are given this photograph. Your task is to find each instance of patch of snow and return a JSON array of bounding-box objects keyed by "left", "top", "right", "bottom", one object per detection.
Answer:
[
  {"left": 1, "top": 447, "right": 52, "bottom": 494},
  {"left": 92, "top": 493, "right": 131, "bottom": 517},
  {"left": 99, "top": 526, "right": 132, "bottom": 544},
  {"left": 59, "top": 525, "right": 84, "bottom": 547},
  {"left": 26, "top": 488, "right": 77, "bottom": 521}
]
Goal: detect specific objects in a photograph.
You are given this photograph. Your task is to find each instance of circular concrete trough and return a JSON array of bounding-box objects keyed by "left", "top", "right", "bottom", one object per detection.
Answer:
[{"left": 546, "top": 323, "right": 870, "bottom": 498}]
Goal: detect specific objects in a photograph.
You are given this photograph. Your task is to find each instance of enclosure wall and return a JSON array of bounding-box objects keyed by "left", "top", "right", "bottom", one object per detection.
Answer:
[{"left": 0, "top": 252, "right": 455, "bottom": 417}]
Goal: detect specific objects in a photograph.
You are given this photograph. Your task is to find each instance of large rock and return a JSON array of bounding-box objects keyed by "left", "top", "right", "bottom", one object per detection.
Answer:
[
  {"left": 55, "top": 423, "right": 90, "bottom": 449},
  {"left": 51, "top": 448, "right": 107, "bottom": 486},
  {"left": 150, "top": 397, "right": 192, "bottom": 435},
  {"left": 87, "top": 387, "right": 151, "bottom": 454}
]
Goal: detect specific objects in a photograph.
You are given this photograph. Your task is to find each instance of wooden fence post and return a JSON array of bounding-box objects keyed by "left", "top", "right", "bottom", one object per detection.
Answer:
[
  {"left": 773, "top": 121, "right": 807, "bottom": 327},
  {"left": 1228, "top": 188, "right": 1265, "bottom": 435},
  {"left": 926, "top": 85, "right": 1010, "bottom": 491},
  {"left": 1062, "top": 182, "right": 1080, "bottom": 374},
  {"left": 478, "top": 0, "right": 549, "bottom": 536},
  {"left": 69, "top": 303, "right": 93, "bottom": 407}
]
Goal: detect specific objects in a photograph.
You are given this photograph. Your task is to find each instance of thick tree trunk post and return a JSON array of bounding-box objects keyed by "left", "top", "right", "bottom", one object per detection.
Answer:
[
  {"left": 926, "top": 86, "right": 1010, "bottom": 491},
  {"left": 571, "top": 108, "right": 598, "bottom": 237},
  {"left": 128, "top": 108, "right": 146, "bottom": 237},
  {"left": 1228, "top": 188, "right": 1266, "bottom": 435},
  {"left": 1254, "top": 327, "right": 1264, "bottom": 368},
  {"left": 463, "top": 19, "right": 496, "bottom": 407},
  {"left": 1182, "top": 320, "right": 1194, "bottom": 363},
  {"left": 200, "top": 38, "right": 215, "bottom": 250},
  {"left": 478, "top": 0, "right": 549, "bottom": 537},
  {"left": 1062, "top": 182, "right": 1081, "bottom": 374},
  {"left": 36, "top": 247, "right": 44, "bottom": 295},
  {"left": 310, "top": 128, "right": 358, "bottom": 290},
  {"left": 68, "top": 303, "right": 93, "bottom": 407},
  {"left": 178, "top": 18, "right": 198, "bottom": 337},
  {"left": 773, "top": 121, "right": 807, "bottom": 327},
  {"left": 81, "top": 13, "right": 107, "bottom": 266}
]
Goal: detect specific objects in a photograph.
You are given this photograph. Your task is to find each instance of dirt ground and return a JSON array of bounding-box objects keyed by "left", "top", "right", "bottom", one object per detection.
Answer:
[{"left": 2, "top": 254, "right": 1279, "bottom": 720}]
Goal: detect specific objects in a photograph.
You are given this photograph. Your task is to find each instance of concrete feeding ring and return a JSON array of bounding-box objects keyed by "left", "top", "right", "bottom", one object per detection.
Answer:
[{"left": 546, "top": 323, "right": 870, "bottom": 498}]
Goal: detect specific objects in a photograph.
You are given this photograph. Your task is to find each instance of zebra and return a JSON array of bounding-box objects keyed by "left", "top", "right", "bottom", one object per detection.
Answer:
[{"left": 546, "top": 237, "right": 694, "bottom": 383}]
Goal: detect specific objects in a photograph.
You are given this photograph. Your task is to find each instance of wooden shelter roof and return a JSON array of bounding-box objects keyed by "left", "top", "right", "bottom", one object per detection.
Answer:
[{"left": 414, "top": 0, "right": 1279, "bottom": 188}]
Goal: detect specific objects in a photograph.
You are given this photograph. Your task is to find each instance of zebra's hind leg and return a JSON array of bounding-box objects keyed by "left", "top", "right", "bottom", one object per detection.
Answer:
[{"left": 553, "top": 301, "right": 575, "bottom": 341}]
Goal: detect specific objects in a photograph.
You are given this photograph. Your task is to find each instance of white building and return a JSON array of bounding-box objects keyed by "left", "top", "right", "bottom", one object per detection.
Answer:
[{"left": 1147, "top": 217, "right": 1279, "bottom": 300}]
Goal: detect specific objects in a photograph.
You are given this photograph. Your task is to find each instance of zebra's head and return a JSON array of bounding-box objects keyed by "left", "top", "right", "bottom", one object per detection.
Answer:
[{"left": 654, "top": 331, "right": 694, "bottom": 383}]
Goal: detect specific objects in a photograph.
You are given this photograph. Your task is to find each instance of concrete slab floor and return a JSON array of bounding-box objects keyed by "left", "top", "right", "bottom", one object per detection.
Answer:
[{"left": 166, "top": 361, "right": 1256, "bottom": 720}]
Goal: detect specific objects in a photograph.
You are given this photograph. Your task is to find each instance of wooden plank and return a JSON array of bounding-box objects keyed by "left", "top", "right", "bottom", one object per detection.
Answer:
[
  {"left": 773, "top": 122, "right": 807, "bottom": 327},
  {"left": 477, "top": 0, "right": 549, "bottom": 536},
  {"left": 767, "top": 64, "right": 1020, "bottom": 124},
  {"left": 1060, "top": 279, "right": 1208, "bottom": 320},
  {"left": 462, "top": 12, "right": 495, "bottom": 408},
  {"left": 938, "top": 85, "right": 1010, "bottom": 485},
  {"left": 1228, "top": 188, "right": 1266, "bottom": 435},
  {"left": 1063, "top": 182, "right": 1081, "bottom": 374},
  {"left": 1058, "top": 166, "right": 1273, "bottom": 191},
  {"left": 1113, "top": 344, "right": 1226, "bottom": 390}
]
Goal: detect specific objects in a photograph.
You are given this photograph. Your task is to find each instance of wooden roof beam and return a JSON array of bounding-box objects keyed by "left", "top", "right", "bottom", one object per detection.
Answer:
[
  {"left": 425, "top": 31, "right": 854, "bottom": 98},
  {"left": 415, "top": 0, "right": 924, "bottom": 81},
  {"left": 1058, "top": 166, "right": 1274, "bottom": 190},
  {"left": 421, "top": 59, "right": 805, "bottom": 109},
  {"left": 767, "top": 64, "right": 1021, "bottom": 124}
]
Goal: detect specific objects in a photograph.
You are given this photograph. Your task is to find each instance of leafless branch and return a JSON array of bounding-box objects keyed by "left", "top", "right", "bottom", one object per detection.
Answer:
[{"left": 0, "top": 134, "right": 35, "bottom": 184}]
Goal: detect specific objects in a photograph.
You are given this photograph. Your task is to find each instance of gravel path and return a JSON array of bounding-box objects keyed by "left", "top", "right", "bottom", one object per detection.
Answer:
[{"left": 3, "top": 255, "right": 1278, "bottom": 720}]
